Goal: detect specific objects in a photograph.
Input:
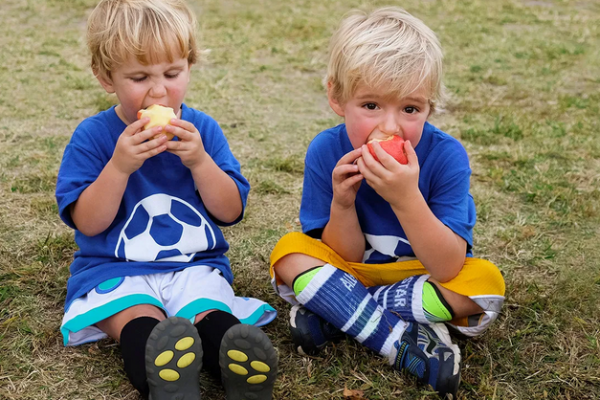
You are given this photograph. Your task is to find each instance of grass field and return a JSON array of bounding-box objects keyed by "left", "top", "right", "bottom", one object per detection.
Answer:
[{"left": 1, "top": 0, "right": 599, "bottom": 398}]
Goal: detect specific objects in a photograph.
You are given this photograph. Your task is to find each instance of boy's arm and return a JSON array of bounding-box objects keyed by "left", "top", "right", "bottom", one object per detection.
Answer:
[
  {"left": 189, "top": 159, "right": 243, "bottom": 223},
  {"left": 361, "top": 140, "right": 469, "bottom": 282},
  {"left": 391, "top": 193, "right": 467, "bottom": 282},
  {"left": 70, "top": 160, "right": 129, "bottom": 236},
  {"left": 71, "top": 118, "right": 168, "bottom": 236},
  {"left": 320, "top": 147, "right": 366, "bottom": 262},
  {"left": 165, "top": 118, "right": 243, "bottom": 224},
  {"left": 322, "top": 202, "right": 365, "bottom": 263}
]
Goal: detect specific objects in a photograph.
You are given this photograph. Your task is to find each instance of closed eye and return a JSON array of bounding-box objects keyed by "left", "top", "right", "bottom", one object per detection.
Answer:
[
  {"left": 165, "top": 72, "right": 181, "bottom": 79},
  {"left": 131, "top": 76, "right": 147, "bottom": 82}
]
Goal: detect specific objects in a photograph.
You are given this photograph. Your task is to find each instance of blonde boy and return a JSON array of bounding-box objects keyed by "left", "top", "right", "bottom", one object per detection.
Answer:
[
  {"left": 270, "top": 7, "right": 505, "bottom": 398},
  {"left": 56, "top": 1, "right": 277, "bottom": 399}
]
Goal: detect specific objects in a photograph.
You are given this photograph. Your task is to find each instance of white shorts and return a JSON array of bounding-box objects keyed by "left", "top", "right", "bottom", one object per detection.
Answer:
[{"left": 61, "top": 266, "right": 277, "bottom": 346}]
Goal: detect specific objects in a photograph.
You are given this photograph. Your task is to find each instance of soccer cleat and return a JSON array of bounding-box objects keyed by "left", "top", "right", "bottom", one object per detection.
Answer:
[
  {"left": 289, "top": 305, "right": 345, "bottom": 355},
  {"left": 145, "top": 316, "right": 203, "bottom": 400},
  {"left": 219, "top": 324, "right": 278, "bottom": 400},
  {"left": 391, "top": 322, "right": 461, "bottom": 399}
]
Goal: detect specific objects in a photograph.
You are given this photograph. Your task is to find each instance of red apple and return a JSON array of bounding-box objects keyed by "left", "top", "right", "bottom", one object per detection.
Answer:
[{"left": 367, "top": 136, "right": 408, "bottom": 164}]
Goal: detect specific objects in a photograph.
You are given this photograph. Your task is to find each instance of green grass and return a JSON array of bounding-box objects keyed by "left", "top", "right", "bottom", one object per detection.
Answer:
[{"left": 1, "top": 0, "right": 599, "bottom": 398}]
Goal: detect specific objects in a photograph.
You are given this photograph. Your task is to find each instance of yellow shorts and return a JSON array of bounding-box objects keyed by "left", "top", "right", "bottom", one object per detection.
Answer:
[{"left": 270, "top": 232, "right": 506, "bottom": 337}]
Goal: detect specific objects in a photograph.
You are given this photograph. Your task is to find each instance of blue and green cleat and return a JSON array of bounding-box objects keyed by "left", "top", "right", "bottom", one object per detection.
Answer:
[
  {"left": 392, "top": 322, "right": 461, "bottom": 399},
  {"left": 289, "top": 305, "right": 345, "bottom": 355}
]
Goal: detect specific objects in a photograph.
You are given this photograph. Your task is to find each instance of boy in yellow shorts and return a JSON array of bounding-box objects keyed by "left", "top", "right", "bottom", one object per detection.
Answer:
[{"left": 270, "top": 7, "right": 505, "bottom": 398}]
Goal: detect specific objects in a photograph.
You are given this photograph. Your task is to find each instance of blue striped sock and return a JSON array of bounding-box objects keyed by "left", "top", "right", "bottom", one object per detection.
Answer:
[
  {"left": 295, "top": 264, "right": 407, "bottom": 357},
  {"left": 368, "top": 275, "right": 454, "bottom": 324}
]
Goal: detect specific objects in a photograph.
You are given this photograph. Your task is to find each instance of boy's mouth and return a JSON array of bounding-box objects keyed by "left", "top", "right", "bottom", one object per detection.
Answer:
[{"left": 366, "top": 134, "right": 400, "bottom": 144}]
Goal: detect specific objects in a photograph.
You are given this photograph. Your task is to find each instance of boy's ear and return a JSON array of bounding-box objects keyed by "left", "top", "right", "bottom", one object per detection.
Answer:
[
  {"left": 94, "top": 69, "right": 116, "bottom": 94},
  {"left": 327, "top": 82, "right": 345, "bottom": 117}
]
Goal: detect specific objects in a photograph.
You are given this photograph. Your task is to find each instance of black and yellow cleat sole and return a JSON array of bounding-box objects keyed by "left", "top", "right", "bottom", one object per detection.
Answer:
[
  {"left": 145, "top": 316, "right": 203, "bottom": 400},
  {"left": 219, "top": 324, "right": 278, "bottom": 400}
]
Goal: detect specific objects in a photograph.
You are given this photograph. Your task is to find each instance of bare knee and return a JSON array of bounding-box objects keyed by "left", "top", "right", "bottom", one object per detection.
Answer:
[
  {"left": 429, "top": 280, "right": 484, "bottom": 318},
  {"left": 274, "top": 253, "right": 324, "bottom": 288},
  {"left": 96, "top": 304, "right": 166, "bottom": 341}
]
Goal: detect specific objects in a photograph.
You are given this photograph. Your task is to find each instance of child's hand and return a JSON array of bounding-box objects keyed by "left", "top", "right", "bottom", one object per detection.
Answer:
[
  {"left": 358, "top": 140, "right": 420, "bottom": 209},
  {"left": 331, "top": 147, "right": 364, "bottom": 210},
  {"left": 164, "top": 119, "right": 208, "bottom": 170},
  {"left": 111, "top": 118, "right": 169, "bottom": 175}
]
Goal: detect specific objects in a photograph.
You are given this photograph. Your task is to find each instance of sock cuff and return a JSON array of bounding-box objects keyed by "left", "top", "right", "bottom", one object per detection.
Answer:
[
  {"left": 292, "top": 266, "right": 323, "bottom": 296},
  {"left": 295, "top": 264, "right": 338, "bottom": 304},
  {"left": 409, "top": 275, "right": 430, "bottom": 324},
  {"left": 194, "top": 310, "right": 240, "bottom": 334},
  {"left": 120, "top": 316, "right": 160, "bottom": 345},
  {"left": 384, "top": 320, "right": 409, "bottom": 363},
  {"left": 423, "top": 282, "right": 455, "bottom": 320}
]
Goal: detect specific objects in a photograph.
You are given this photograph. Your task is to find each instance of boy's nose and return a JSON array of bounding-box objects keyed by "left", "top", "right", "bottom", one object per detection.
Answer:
[
  {"left": 379, "top": 113, "right": 400, "bottom": 135},
  {"left": 149, "top": 82, "right": 167, "bottom": 98}
]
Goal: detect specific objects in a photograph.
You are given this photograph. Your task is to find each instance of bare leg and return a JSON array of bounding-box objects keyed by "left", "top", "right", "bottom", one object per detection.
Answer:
[
  {"left": 96, "top": 304, "right": 166, "bottom": 341},
  {"left": 429, "top": 279, "right": 484, "bottom": 318},
  {"left": 274, "top": 253, "right": 324, "bottom": 289}
]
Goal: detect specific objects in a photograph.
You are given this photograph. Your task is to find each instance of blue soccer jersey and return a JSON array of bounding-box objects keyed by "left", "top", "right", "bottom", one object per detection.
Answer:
[
  {"left": 300, "top": 122, "right": 476, "bottom": 263},
  {"left": 56, "top": 104, "right": 250, "bottom": 309}
]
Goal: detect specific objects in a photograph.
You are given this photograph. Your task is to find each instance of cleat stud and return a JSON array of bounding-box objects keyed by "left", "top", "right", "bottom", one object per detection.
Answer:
[
  {"left": 177, "top": 352, "right": 196, "bottom": 368},
  {"left": 175, "top": 337, "right": 194, "bottom": 351},
  {"left": 227, "top": 350, "right": 249, "bottom": 362}
]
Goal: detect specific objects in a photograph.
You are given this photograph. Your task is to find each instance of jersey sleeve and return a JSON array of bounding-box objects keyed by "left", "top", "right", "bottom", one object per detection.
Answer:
[
  {"left": 195, "top": 113, "right": 250, "bottom": 226},
  {"left": 55, "top": 122, "right": 110, "bottom": 230},
  {"left": 299, "top": 138, "right": 335, "bottom": 235}
]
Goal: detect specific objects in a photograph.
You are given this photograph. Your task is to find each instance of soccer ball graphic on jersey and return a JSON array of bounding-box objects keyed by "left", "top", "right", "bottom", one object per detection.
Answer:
[
  {"left": 363, "top": 233, "right": 411, "bottom": 262},
  {"left": 115, "top": 193, "right": 216, "bottom": 262}
]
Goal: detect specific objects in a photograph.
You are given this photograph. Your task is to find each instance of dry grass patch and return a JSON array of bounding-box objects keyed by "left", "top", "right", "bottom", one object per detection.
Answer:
[{"left": 1, "top": 0, "right": 599, "bottom": 399}]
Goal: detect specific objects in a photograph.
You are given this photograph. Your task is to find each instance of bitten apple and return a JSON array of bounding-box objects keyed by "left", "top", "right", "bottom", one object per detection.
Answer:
[
  {"left": 137, "top": 104, "right": 177, "bottom": 140},
  {"left": 367, "top": 135, "right": 408, "bottom": 164}
]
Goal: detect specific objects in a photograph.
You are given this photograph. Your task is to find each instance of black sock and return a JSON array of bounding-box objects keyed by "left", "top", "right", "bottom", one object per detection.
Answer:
[
  {"left": 119, "top": 316, "right": 160, "bottom": 399},
  {"left": 195, "top": 311, "right": 241, "bottom": 380}
]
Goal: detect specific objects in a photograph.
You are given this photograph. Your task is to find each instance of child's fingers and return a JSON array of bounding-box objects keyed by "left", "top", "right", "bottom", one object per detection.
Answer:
[
  {"left": 337, "top": 147, "right": 363, "bottom": 166},
  {"left": 168, "top": 118, "right": 194, "bottom": 130},
  {"left": 404, "top": 140, "right": 418, "bottom": 165},
  {"left": 124, "top": 118, "right": 149, "bottom": 136},
  {"left": 138, "top": 140, "right": 168, "bottom": 158},
  {"left": 166, "top": 119, "right": 198, "bottom": 139},
  {"left": 132, "top": 126, "right": 165, "bottom": 144},
  {"left": 341, "top": 172, "right": 363, "bottom": 188},
  {"left": 164, "top": 139, "right": 188, "bottom": 152},
  {"left": 360, "top": 144, "right": 383, "bottom": 171},
  {"left": 164, "top": 124, "right": 198, "bottom": 142},
  {"left": 135, "top": 134, "right": 169, "bottom": 154},
  {"left": 369, "top": 141, "right": 388, "bottom": 160},
  {"left": 333, "top": 164, "right": 359, "bottom": 180},
  {"left": 356, "top": 155, "right": 377, "bottom": 182}
]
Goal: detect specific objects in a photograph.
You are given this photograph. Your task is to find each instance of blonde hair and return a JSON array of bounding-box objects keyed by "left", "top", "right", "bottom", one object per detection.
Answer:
[
  {"left": 327, "top": 7, "right": 445, "bottom": 112},
  {"left": 88, "top": 0, "right": 198, "bottom": 78}
]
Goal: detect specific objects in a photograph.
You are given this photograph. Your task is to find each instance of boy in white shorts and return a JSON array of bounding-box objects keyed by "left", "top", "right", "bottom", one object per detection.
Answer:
[{"left": 55, "top": 1, "right": 277, "bottom": 399}]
